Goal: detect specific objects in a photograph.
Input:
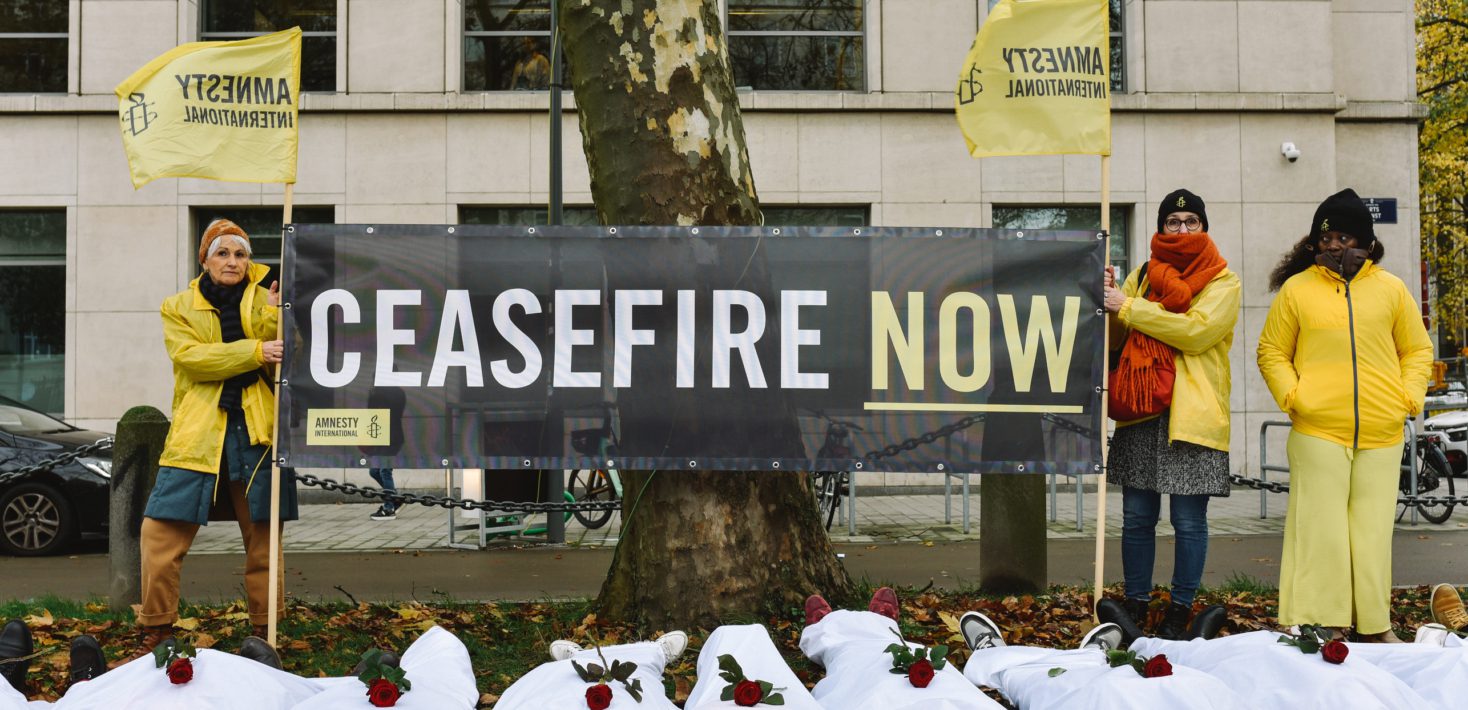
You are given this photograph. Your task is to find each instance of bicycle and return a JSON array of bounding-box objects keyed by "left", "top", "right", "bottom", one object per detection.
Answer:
[
  {"left": 567, "top": 404, "right": 622, "bottom": 529},
  {"left": 1399, "top": 427, "right": 1457, "bottom": 524},
  {"left": 810, "top": 413, "right": 862, "bottom": 531}
]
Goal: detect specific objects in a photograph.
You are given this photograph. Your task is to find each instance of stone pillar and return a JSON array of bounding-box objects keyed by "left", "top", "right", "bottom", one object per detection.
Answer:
[{"left": 109, "top": 406, "right": 170, "bottom": 612}]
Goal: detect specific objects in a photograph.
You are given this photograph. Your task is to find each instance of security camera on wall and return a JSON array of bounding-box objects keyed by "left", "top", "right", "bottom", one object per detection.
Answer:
[{"left": 1281, "top": 142, "right": 1301, "bottom": 163}]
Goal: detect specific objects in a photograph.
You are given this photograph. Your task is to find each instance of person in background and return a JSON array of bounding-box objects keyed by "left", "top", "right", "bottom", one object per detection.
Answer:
[
  {"left": 1257, "top": 188, "right": 1434, "bottom": 643},
  {"left": 1100, "top": 189, "right": 1242, "bottom": 640},
  {"left": 364, "top": 385, "right": 406, "bottom": 521},
  {"left": 138, "top": 218, "right": 298, "bottom": 651}
]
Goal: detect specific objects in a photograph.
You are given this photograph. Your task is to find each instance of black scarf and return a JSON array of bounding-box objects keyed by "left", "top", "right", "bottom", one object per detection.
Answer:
[{"left": 198, "top": 272, "right": 260, "bottom": 410}]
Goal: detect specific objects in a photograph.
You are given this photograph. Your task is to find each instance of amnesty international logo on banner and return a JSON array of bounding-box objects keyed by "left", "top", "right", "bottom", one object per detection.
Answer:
[
  {"left": 115, "top": 28, "right": 301, "bottom": 188},
  {"left": 955, "top": 0, "right": 1110, "bottom": 158}
]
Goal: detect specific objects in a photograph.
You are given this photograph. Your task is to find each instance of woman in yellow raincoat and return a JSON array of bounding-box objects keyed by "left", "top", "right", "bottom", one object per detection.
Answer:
[
  {"left": 136, "top": 218, "right": 298, "bottom": 650},
  {"left": 1257, "top": 188, "right": 1433, "bottom": 642}
]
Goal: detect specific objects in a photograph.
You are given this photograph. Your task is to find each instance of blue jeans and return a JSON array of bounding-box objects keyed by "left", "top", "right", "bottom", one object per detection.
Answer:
[
  {"left": 1122, "top": 486, "right": 1210, "bottom": 605},
  {"left": 368, "top": 468, "right": 397, "bottom": 512}
]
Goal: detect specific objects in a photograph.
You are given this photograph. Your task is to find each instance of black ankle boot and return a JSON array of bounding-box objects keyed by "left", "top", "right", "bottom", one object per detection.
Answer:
[
  {"left": 1122, "top": 598, "right": 1150, "bottom": 633},
  {"left": 0, "top": 620, "right": 33, "bottom": 693},
  {"left": 1157, "top": 602, "right": 1192, "bottom": 640},
  {"left": 69, "top": 635, "right": 106, "bottom": 684},
  {"left": 1097, "top": 598, "right": 1147, "bottom": 646}
]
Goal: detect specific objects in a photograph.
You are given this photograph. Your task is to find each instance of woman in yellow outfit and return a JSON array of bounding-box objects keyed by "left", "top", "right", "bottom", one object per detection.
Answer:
[{"left": 1257, "top": 188, "right": 1433, "bottom": 642}]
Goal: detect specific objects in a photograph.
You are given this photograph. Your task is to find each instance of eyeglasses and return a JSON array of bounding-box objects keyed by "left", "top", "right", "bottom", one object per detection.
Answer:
[{"left": 1164, "top": 217, "right": 1202, "bottom": 233}]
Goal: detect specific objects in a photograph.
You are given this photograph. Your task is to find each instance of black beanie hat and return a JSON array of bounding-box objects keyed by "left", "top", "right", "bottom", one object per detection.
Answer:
[
  {"left": 1157, "top": 189, "right": 1209, "bottom": 234},
  {"left": 1310, "top": 188, "right": 1376, "bottom": 244}
]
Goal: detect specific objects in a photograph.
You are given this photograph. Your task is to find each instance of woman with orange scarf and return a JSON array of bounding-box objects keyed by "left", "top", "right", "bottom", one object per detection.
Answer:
[{"left": 1097, "top": 190, "right": 1241, "bottom": 642}]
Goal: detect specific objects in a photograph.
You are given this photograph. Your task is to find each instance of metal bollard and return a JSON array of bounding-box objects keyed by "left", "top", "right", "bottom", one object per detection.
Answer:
[{"left": 109, "top": 406, "right": 170, "bottom": 612}]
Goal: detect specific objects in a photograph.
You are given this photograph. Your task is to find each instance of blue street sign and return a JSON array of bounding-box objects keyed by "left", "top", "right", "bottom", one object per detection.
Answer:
[{"left": 1363, "top": 198, "right": 1397, "bottom": 224}]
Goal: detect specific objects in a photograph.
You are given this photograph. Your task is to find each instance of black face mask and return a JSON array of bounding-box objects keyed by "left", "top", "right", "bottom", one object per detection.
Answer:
[{"left": 1315, "top": 247, "right": 1370, "bottom": 282}]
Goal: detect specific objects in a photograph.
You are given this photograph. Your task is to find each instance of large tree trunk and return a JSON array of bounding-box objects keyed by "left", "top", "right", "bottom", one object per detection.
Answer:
[{"left": 559, "top": 0, "right": 852, "bottom": 628}]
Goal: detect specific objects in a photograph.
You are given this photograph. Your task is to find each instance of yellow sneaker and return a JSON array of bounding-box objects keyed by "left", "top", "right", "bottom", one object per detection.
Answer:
[{"left": 1430, "top": 583, "right": 1468, "bottom": 632}]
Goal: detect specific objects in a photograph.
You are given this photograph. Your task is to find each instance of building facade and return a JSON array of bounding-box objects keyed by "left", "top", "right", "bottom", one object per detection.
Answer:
[{"left": 0, "top": 0, "right": 1424, "bottom": 480}]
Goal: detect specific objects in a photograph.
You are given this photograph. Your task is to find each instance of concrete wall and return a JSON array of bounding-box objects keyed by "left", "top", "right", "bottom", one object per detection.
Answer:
[{"left": 0, "top": 0, "right": 1425, "bottom": 488}]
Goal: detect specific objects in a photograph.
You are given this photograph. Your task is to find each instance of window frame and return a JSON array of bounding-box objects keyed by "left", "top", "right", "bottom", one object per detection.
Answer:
[
  {"left": 460, "top": 0, "right": 556, "bottom": 93},
  {"left": 0, "top": 208, "right": 67, "bottom": 414},
  {"left": 197, "top": 0, "right": 339, "bottom": 92},
  {"left": 0, "top": 1, "right": 68, "bottom": 95},
  {"left": 723, "top": 0, "right": 868, "bottom": 92},
  {"left": 989, "top": 203, "right": 1132, "bottom": 278}
]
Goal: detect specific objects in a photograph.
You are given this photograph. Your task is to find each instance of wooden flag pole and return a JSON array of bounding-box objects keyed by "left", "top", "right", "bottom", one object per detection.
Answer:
[
  {"left": 266, "top": 183, "right": 294, "bottom": 646},
  {"left": 1094, "top": 155, "right": 1112, "bottom": 620}
]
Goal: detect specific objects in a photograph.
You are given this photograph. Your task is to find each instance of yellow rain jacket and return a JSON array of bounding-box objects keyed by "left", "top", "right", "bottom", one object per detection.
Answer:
[
  {"left": 1109, "top": 267, "right": 1242, "bottom": 451},
  {"left": 158, "top": 262, "right": 279, "bottom": 474},
  {"left": 1257, "top": 262, "right": 1434, "bottom": 449}
]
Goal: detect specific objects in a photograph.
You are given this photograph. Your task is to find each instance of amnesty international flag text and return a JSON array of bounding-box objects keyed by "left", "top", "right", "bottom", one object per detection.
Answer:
[
  {"left": 955, "top": 0, "right": 1111, "bottom": 158},
  {"left": 115, "top": 28, "right": 301, "bottom": 188}
]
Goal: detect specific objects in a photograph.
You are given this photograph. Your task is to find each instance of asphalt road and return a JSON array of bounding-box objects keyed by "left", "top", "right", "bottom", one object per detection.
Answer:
[{"left": 6, "top": 531, "right": 1467, "bottom": 603}]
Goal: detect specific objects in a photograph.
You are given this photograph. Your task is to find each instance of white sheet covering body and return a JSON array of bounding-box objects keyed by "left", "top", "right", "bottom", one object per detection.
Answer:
[
  {"left": 491, "top": 641, "right": 678, "bottom": 710},
  {"left": 1130, "top": 631, "right": 1432, "bottom": 710},
  {"left": 961, "top": 645, "right": 1245, "bottom": 710},
  {"left": 0, "top": 678, "right": 51, "bottom": 709},
  {"left": 1344, "top": 639, "right": 1468, "bottom": 707},
  {"left": 49, "top": 648, "right": 321, "bottom": 710},
  {"left": 797, "top": 610, "right": 1001, "bottom": 710},
  {"left": 684, "top": 624, "right": 820, "bottom": 710},
  {"left": 293, "top": 626, "right": 477, "bottom": 709}
]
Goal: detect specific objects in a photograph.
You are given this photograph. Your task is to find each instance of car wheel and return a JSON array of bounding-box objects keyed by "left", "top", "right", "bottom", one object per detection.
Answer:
[{"left": 0, "top": 482, "right": 78, "bottom": 556}]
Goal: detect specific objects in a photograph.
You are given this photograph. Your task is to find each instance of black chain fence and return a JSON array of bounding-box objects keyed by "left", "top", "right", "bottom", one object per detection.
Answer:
[
  {"left": 1229, "top": 473, "right": 1468, "bottom": 509},
  {"left": 0, "top": 437, "right": 113, "bottom": 486}
]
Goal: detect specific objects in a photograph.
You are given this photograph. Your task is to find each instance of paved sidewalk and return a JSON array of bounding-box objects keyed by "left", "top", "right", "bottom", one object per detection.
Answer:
[{"left": 191, "top": 483, "right": 1468, "bottom": 554}]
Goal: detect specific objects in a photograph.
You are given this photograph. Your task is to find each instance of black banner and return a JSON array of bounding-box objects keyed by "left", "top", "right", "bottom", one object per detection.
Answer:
[{"left": 278, "top": 225, "right": 1105, "bottom": 474}]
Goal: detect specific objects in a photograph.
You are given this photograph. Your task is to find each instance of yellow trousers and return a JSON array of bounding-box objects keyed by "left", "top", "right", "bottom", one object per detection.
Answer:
[
  {"left": 1279, "top": 430, "right": 1401, "bottom": 634},
  {"left": 138, "top": 479, "right": 283, "bottom": 627}
]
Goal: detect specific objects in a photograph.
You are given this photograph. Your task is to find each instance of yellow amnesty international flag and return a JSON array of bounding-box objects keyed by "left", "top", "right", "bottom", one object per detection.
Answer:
[
  {"left": 955, "top": 0, "right": 1110, "bottom": 158},
  {"left": 115, "top": 28, "right": 301, "bottom": 188}
]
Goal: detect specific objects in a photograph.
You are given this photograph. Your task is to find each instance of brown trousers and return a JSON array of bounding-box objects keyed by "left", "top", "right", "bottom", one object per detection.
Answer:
[{"left": 138, "top": 478, "right": 283, "bottom": 626}]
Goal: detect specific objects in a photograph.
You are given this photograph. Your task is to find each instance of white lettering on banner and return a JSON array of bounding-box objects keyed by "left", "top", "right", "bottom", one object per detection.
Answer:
[
  {"left": 998, "top": 294, "right": 1080, "bottom": 393},
  {"left": 676, "top": 290, "right": 696, "bottom": 388},
  {"left": 491, "top": 289, "right": 541, "bottom": 388},
  {"left": 375, "top": 290, "right": 423, "bottom": 387},
  {"left": 780, "top": 290, "right": 828, "bottom": 389},
  {"left": 427, "top": 290, "right": 483, "bottom": 387},
  {"left": 613, "top": 290, "right": 662, "bottom": 388},
  {"left": 310, "top": 289, "right": 361, "bottom": 388},
  {"left": 939, "top": 292, "right": 991, "bottom": 392},
  {"left": 871, "top": 292, "right": 924, "bottom": 391},
  {"left": 712, "top": 290, "right": 767, "bottom": 389},
  {"left": 553, "top": 290, "right": 601, "bottom": 388}
]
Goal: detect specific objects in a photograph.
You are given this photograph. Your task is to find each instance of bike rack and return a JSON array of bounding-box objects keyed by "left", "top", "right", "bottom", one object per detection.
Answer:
[{"left": 1258, "top": 419, "right": 1423, "bottom": 525}]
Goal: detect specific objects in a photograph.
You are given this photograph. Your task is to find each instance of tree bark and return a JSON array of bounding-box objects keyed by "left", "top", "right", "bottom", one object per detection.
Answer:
[{"left": 559, "top": 0, "right": 852, "bottom": 628}]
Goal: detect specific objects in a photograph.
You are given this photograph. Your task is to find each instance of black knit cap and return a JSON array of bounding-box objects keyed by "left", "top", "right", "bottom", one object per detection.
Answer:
[
  {"left": 1310, "top": 188, "right": 1376, "bottom": 244},
  {"left": 1157, "top": 189, "right": 1209, "bottom": 234}
]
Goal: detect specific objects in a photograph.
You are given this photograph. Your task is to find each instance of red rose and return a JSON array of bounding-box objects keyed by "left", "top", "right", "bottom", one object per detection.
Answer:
[
  {"left": 1143, "top": 654, "right": 1173, "bottom": 678},
  {"left": 1321, "top": 640, "right": 1349, "bottom": 665},
  {"left": 733, "top": 679, "right": 764, "bottom": 706},
  {"left": 907, "top": 658, "right": 935, "bottom": 688},
  {"left": 166, "top": 657, "right": 193, "bottom": 685},
  {"left": 366, "top": 678, "right": 400, "bottom": 707},
  {"left": 585, "top": 683, "right": 613, "bottom": 710}
]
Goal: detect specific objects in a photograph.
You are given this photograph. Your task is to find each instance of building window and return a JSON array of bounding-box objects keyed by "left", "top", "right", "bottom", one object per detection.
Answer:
[
  {"left": 0, "top": 1, "right": 67, "bottom": 93},
  {"left": 201, "top": 0, "right": 336, "bottom": 92},
  {"left": 988, "top": 0, "right": 1124, "bottom": 93},
  {"left": 992, "top": 205, "right": 1130, "bottom": 277},
  {"left": 0, "top": 210, "right": 65, "bottom": 413},
  {"left": 727, "top": 0, "right": 864, "bottom": 91},
  {"left": 463, "top": 0, "right": 553, "bottom": 92},
  {"left": 459, "top": 206, "right": 599, "bottom": 226},
  {"left": 191, "top": 206, "right": 335, "bottom": 289},
  {"left": 763, "top": 205, "right": 868, "bottom": 226}
]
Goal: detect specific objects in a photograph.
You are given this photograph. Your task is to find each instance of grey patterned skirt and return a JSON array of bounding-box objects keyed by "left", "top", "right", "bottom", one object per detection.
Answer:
[{"left": 1110, "top": 410, "right": 1230, "bottom": 496}]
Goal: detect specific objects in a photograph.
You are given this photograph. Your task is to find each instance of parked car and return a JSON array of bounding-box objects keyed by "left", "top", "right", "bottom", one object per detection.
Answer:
[
  {"left": 0, "top": 395, "right": 112, "bottom": 555},
  {"left": 1424, "top": 381, "right": 1468, "bottom": 414},
  {"left": 1424, "top": 409, "right": 1468, "bottom": 476}
]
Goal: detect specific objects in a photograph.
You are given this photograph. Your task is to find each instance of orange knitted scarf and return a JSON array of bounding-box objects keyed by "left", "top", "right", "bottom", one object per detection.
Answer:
[{"left": 1112, "top": 231, "right": 1227, "bottom": 418}]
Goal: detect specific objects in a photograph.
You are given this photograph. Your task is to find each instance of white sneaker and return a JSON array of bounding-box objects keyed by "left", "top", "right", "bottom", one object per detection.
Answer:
[
  {"left": 549, "top": 639, "right": 583, "bottom": 661},
  {"left": 959, "top": 611, "right": 1005, "bottom": 651},
  {"left": 656, "top": 630, "right": 688, "bottom": 661},
  {"left": 1414, "top": 623, "right": 1450, "bottom": 646},
  {"left": 1080, "top": 622, "right": 1125, "bottom": 651}
]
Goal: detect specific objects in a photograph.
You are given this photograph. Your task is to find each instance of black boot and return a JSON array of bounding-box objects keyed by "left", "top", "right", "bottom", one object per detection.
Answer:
[
  {"left": 238, "top": 636, "right": 282, "bottom": 670},
  {"left": 1122, "top": 598, "right": 1150, "bottom": 634},
  {"left": 0, "top": 619, "right": 33, "bottom": 693},
  {"left": 1096, "top": 598, "right": 1147, "bottom": 646},
  {"left": 69, "top": 635, "right": 107, "bottom": 684},
  {"left": 1187, "top": 604, "right": 1227, "bottom": 640},
  {"left": 1157, "top": 602, "right": 1192, "bottom": 641}
]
